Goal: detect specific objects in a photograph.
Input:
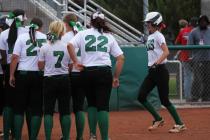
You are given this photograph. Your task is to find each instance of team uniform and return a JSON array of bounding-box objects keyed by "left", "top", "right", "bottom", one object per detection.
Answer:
[
  {"left": 69, "top": 27, "right": 123, "bottom": 140},
  {"left": 62, "top": 31, "right": 85, "bottom": 140},
  {"left": 138, "top": 31, "right": 171, "bottom": 106},
  {"left": 0, "top": 26, "right": 28, "bottom": 140},
  {"left": 12, "top": 31, "right": 46, "bottom": 139},
  {"left": 138, "top": 30, "right": 186, "bottom": 132},
  {"left": 0, "top": 27, "right": 28, "bottom": 108},
  {"left": 13, "top": 31, "right": 46, "bottom": 116},
  {"left": 137, "top": 12, "right": 186, "bottom": 133},
  {"left": 39, "top": 39, "right": 71, "bottom": 140},
  {"left": 62, "top": 31, "right": 85, "bottom": 114},
  {"left": 0, "top": 54, "right": 4, "bottom": 114}
]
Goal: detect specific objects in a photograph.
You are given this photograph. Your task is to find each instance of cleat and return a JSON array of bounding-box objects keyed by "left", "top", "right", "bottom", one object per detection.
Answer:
[
  {"left": 169, "top": 124, "right": 187, "bottom": 133},
  {"left": 89, "top": 133, "right": 97, "bottom": 140},
  {"left": 148, "top": 119, "right": 164, "bottom": 131}
]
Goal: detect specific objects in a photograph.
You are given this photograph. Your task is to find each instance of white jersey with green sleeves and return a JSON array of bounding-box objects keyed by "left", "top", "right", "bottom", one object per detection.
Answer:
[
  {"left": 61, "top": 31, "right": 81, "bottom": 72},
  {"left": 69, "top": 28, "right": 123, "bottom": 67},
  {"left": 146, "top": 31, "right": 167, "bottom": 66},
  {"left": 13, "top": 31, "right": 47, "bottom": 71},
  {"left": 39, "top": 40, "right": 70, "bottom": 76},
  {"left": 0, "top": 27, "right": 29, "bottom": 64},
  {"left": 0, "top": 53, "right": 3, "bottom": 74}
]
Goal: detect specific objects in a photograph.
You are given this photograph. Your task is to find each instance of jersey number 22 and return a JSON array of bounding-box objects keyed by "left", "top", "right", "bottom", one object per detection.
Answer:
[{"left": 85, "top": 35, "right": 108, "bottom": 52}]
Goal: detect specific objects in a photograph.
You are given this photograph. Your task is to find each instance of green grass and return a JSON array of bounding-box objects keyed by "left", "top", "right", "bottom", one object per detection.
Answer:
[{"left": 169, "top": 75, "right": 178, "bottom": 97}]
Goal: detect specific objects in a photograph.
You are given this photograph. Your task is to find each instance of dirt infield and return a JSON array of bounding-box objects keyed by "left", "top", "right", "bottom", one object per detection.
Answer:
[{"left": 0, "top": 108, "right": 210, "bottom": 140}]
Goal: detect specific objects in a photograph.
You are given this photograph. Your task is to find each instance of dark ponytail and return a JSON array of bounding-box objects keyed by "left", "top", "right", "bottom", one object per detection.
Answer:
[
  {"left": 91, "top": 12, "right": 111, "bottom": 34},
  {"left": 7, "top": 9, "right": 25, "bottom": 51},
  {"left": 7, "top": 20, "right": 18, "bottom": 50},
  {"left": 29, "top": 18, "right": 43, "bottom": 46}
]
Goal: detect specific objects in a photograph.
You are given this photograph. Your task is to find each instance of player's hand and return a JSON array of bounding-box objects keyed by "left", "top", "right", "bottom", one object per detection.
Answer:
[
  {"left": 74, "top": 63, "right": 84, "bottom": 71},
  {"left": 112, "top": 77, "right": 120, "bottom": 88},
  {"left": 9, "top": 75, "right": 15, "bottom": 87},
  {"left": 68, "top": 64, "right": 73, "bottom": 72}
]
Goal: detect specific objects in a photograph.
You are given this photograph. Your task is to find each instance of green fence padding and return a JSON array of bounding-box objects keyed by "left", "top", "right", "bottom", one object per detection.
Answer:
[{"left": 110, "top": 47, "right": 161, "bottom": 111}]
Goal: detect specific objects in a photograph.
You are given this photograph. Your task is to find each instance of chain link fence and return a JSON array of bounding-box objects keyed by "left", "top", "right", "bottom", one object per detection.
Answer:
[{"left": 168, "top": 46, "right": 210, "bottom": 105}]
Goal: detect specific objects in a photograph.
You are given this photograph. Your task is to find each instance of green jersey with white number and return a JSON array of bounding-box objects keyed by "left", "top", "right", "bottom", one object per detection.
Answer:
[
  {"left": 39, "top": 40, "right": 70, "bottom": 76},
  {"left": 13, "top": 31, "right": 47, "bottom": 71},
  {"left": 0, "top": 27, "right": 28, "bottom": 64},
  {"left": 70, "top": 28, "right": 123, "bottom": 67}
]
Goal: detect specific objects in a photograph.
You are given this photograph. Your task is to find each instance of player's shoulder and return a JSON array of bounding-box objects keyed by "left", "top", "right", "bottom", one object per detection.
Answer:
[
  {"left": 81, "top": 28, "right": 95, "bottom": 35},
  {"left": 155, "top": 31, "right": 164, "bottom": 36},
  {"left": 62, "top": 31, "right": 74, "bottom": 41},
  {"left": 103, "top": 32, "right": 114, "bottom": 38},
  {"left": 58, "top": 40, "right": 68, "bottom": 48},
  {"left": 17, "top": 33, "right": 30, "bottom": 43},
  {"left": 18, "top": 27, "right": 29, "bottom": 34},
  {"left": 155, "top": 31, "right": 165, "bottom": 38},
  {"left": 51, "top": 40, "right": 67, "bottom": 48},
  {"left": 0, "top": 28, "right": 9, "bottom": 38},
  {"left": 40, "top": 42, "right": 49, "bottom": 51},
  {"left": 36, "top": 31, "right": 47, "bottom": 38}
]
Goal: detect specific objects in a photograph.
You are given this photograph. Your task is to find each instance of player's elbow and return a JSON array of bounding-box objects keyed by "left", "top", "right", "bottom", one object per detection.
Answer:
[{"left": 116, "top": 54, "right": 125, "bottom": 62}]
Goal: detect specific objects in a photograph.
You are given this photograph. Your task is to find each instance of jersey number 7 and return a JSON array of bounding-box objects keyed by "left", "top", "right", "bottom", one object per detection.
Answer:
[{"left": 53, "top": 51, "right": 64, "bottom": 68}]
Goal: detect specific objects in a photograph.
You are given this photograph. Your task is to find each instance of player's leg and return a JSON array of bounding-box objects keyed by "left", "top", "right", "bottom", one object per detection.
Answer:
[
  {"left": 83, "top": 70, "right": 97, "bottom": 139},
  {"left": 3, "top": 65, "right": 15, "bottom": 140},
  {"left": 13, "top": 72, "right": 28, "bottom": 140},
  {"left": 82, "top": 70, "right": 98, "bottom": 139},
  {"left": 29, "top": 72, "right": 43, "bottom": 140},
  {"left": 156, "top": 67, "right": 186, "bottom": 133},
  {"left": 95, "top": 67, "right": 112, "bottom": 140},
  {"left": 71, "top": 72, "right": 85, "bottom": 140},
  {"left": 57, "top": 75, "right": 71, "bottom": 140},
  {"left": 43, "top": 77, "right": 57, "bottom": 140},
  {"left": 25, "top": 107, "right": 31, "bottom": 139},
  {"left": 0, "top": 74, "right": 4, "bottom": 137},
  {"left": 138, "top": 70, "right": 162, "bottom": 123}
]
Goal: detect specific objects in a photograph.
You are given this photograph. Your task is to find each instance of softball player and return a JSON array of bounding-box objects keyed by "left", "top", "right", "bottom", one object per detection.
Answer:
[
  {"left": 0, "top": 16, "right": 9, "bottom": 137},
  {"left": 62, "top": 14, "right": 85, "bottom": 140},
  {"left": 138, "top": 12, "right": 186, "bottom": 133},
  {"left": 68, "top": 11, "right": 125, "bottom": 140},
  {"left": 0, "top": 53, "right": 4, "bottom": 115},
  {"left": 9, "top": 18, "right": 46, "bottom": 140},
  {"left": 38, "top": 21, "right": 78, "bottom": 140},
  {"left": 0, "top": 53, "right": 4, "bottom": 137},
  {"left": 0, "top": 9, "right": 28, "bottom": 140}
]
